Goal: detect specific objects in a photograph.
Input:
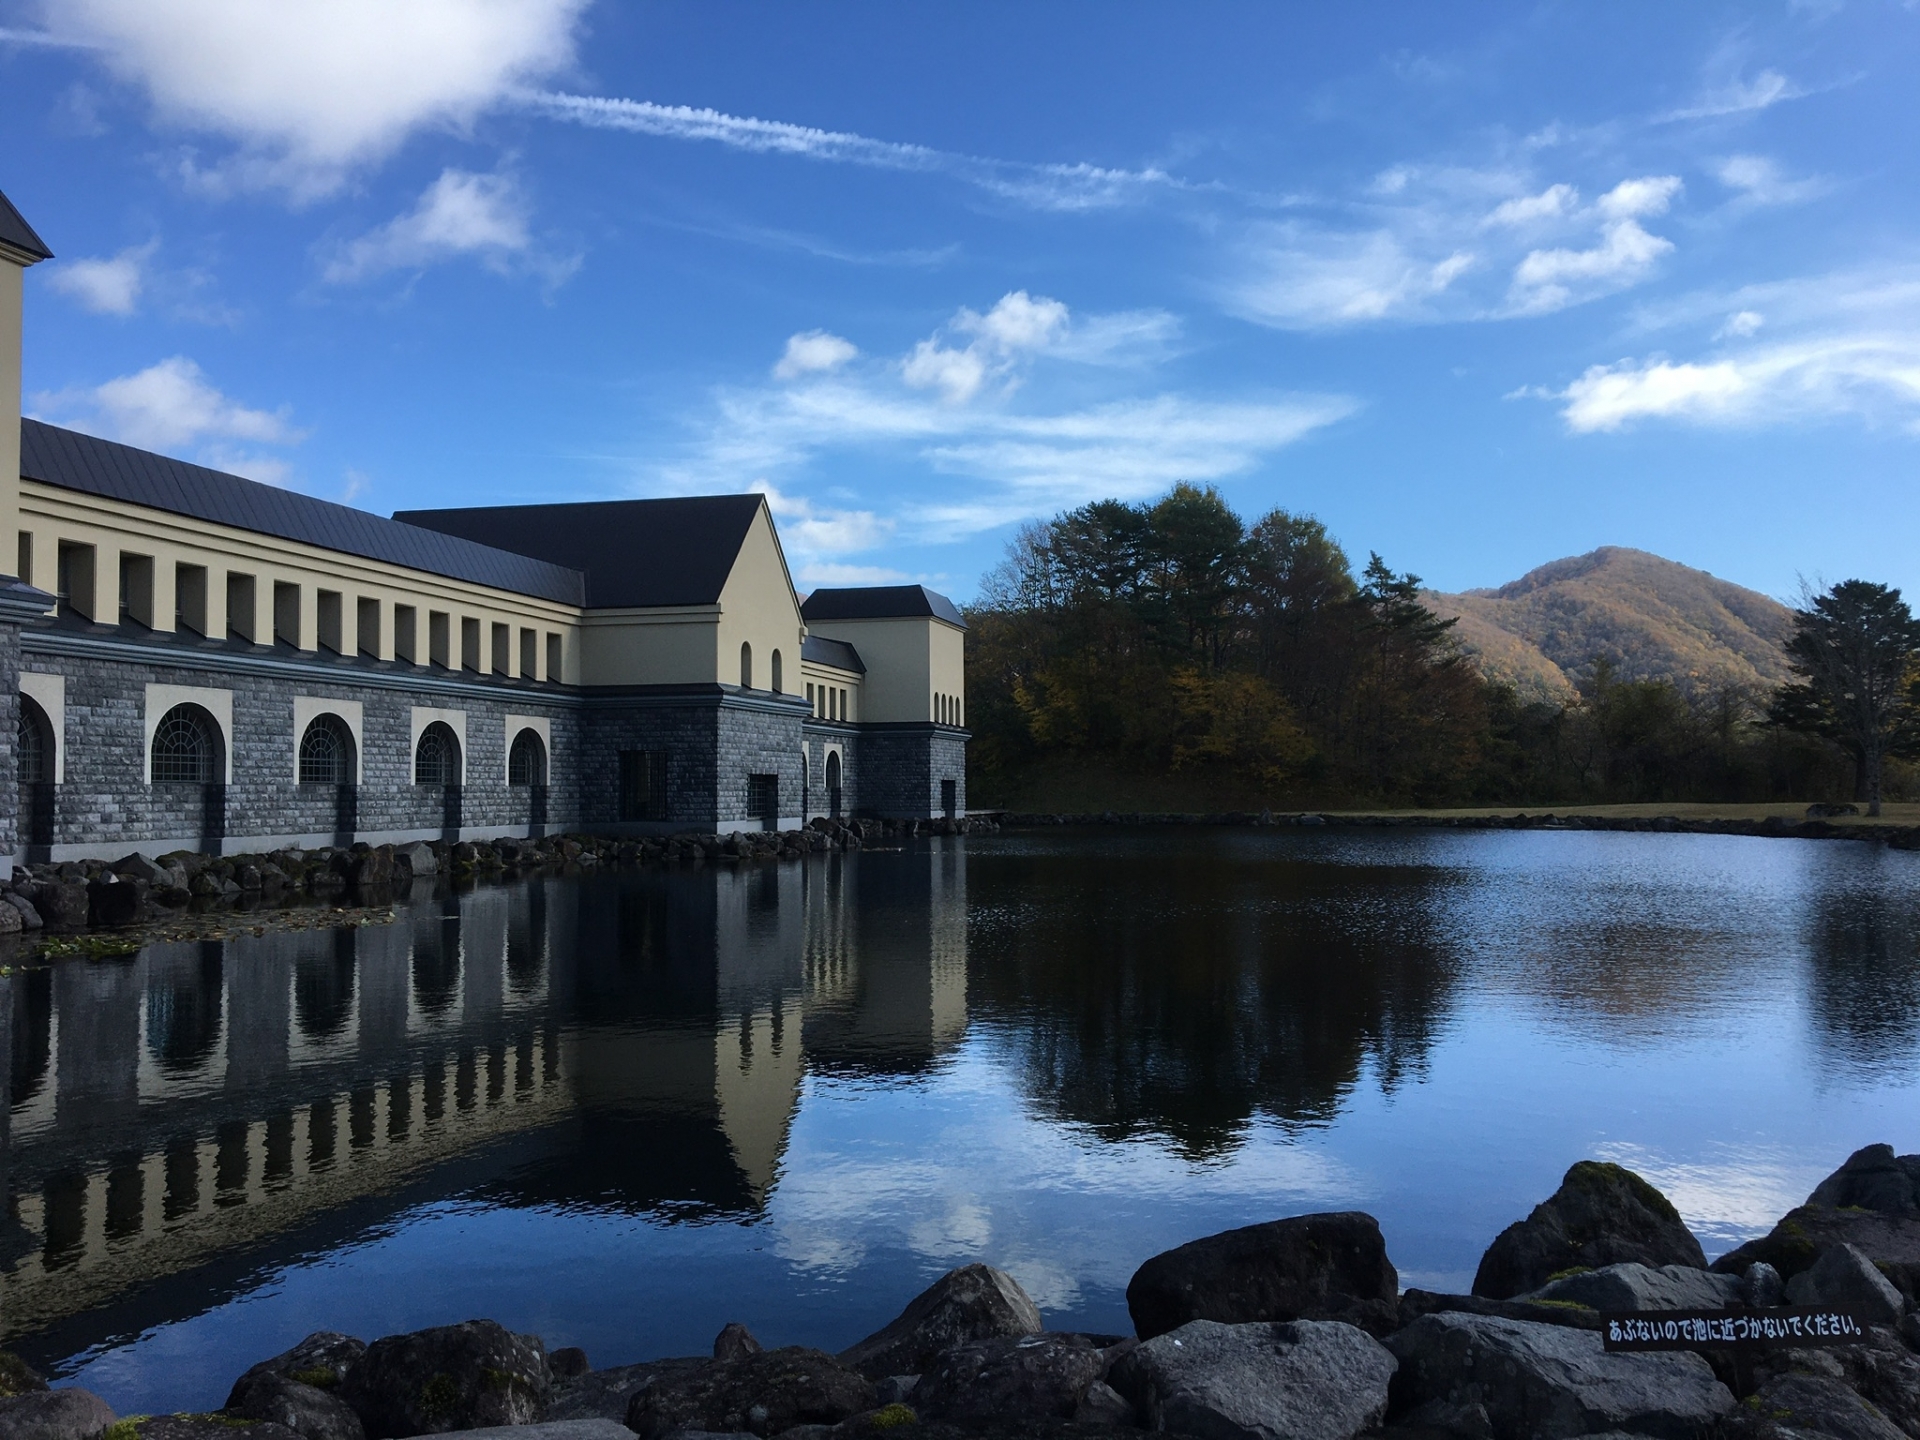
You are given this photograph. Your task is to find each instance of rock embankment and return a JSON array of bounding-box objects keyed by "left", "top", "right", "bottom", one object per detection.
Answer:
[
  {"left": 0, "top": 816, "right": 996, "bottom": 943},
  {"left": 5, "top": 1143, "right": 1918, "bottom": 1440}
]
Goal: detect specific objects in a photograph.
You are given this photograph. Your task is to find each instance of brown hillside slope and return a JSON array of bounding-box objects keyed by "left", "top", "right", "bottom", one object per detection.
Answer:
[{"left": 1422, "top": 547, "right": 1795, "bottom": 704}]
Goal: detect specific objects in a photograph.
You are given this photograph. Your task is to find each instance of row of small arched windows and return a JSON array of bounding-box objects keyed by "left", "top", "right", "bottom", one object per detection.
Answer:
[
  {"left": 16, "top": 699, "right": 549, "bottom": 790},
  {"left": 934, "top": 692, "right": 963, "bottom": 726},
  {"left": 738, "top": 642, "right": 784, "bottom": 693}
]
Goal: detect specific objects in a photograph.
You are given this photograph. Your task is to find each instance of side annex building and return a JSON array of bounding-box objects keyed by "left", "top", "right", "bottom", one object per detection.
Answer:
[{"left": 0, "top": 188, "right": 967, "bottom": 867}]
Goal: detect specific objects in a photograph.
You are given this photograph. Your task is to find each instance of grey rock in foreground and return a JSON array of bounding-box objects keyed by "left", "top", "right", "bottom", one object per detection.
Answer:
[
  {"left": 227, "top": 1333, "right": 368, "bottom": 1411},
  {"left": 1727, "top": 1373, "right": 1906, "bottom": 1440},
  {"left": 544, "top": 1361, "right": 707, "bottom": 1425},
  {"left": 839, "top": 1265, "right": 1043, "bottom": 1379},
  {"left": 712, "top": 1326, "right": 763, "bottom": 1363},
  {"left": 1397, "top": 1290, "right": 1605, "bottom": 1333},
  {"left": 0, "top": 1389, "right": 117, "bottom": 1440},
  {"left": 0, "top": 1355, "right": 48, "bottom": 1400},
  {"left": 1386, "top": 1310, "right": 1733, "bottom": 1440},
  {"left": 1525, "top": 1262, "right": 1744, "bottom": 1313},
  {"left": 1120, "top": 1318, "right": 1394, "bottom": 1440},
  {"left": 395, "top": 1423, "right": 631, "bottom": 1440},
  {"left": 1712, "top": 1205, "right": 1920, "bottom": 1298},
  {"left": 338, "top": 1321, "right": 549, "bottom": 1438},
  {"left": 1127, "top": 1213, "right": 1400, "bottom": 1341},
  {"left": 1473, "top": 1161, "right": 1707, "bottom": 1300},
  {"left": 122, "top": 1419, "right": 304, "bottom": 1440},
  {"left": 1784, "top": 1243, "right": 1907, "bottom": 1327},
  {"left": 909, "top": 1335, "right": 1106, "bottom": 1423},
  {"left": 230, "top": 1375, "right": 366, "bottom": 1440},
  {"left": 1807, "top": 1144, "right": 1920, "bottom": 1219},
  {"left": 624, "top": 1347, "right": 875, "bottom": 1439}
]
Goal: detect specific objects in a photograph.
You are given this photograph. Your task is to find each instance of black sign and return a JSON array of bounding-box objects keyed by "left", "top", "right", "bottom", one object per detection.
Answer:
[{"left": 1603, "top": 1308, "right": 1870, "bottom": 1352}]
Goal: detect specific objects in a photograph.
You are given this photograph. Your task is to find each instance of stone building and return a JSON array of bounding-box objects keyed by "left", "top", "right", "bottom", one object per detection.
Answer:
[{"left": 0, "top": 187, "right": 966, "bottom": 867}]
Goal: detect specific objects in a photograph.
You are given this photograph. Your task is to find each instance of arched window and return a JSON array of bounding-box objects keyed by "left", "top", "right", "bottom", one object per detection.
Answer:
[
  {"left": 508, "top": 728, "right": 548, "bottom": 786},
  {"left": 825, "top": 749, "right": 842, "bottom": 818},
  {"left": 18, "top": 696, "right": 51, "bottom": 785},
  {"left": 151, "top": 704, "right": 221, "bottom": 785},
  {"left": 740, "top": 641, "right": 753, "bottom": 689},
  {"left": 770, "top": 649, "right": 783, "bottom": 694},
  {"left": 415, "top": 721, "right": 462, "bottom": 786},
  {"left": 298, "top": 713, "right": 355, "bottom": 785}
]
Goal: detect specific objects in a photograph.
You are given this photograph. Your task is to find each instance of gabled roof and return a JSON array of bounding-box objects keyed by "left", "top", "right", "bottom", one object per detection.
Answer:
[
  {"left": 396, "top": 495, "right": 767, "bottom": 608},
  {"left": 801, "top": 634, "right": 865, "bottom": 674},
  {"left": 0, "top": 188, "right": 51, "bottom": 262},
  {"left": 801, "top": 583, "right": 966, "bottom": 629},
  {"left": 20, "top": 421, "right": 585, "bottom": 604}
]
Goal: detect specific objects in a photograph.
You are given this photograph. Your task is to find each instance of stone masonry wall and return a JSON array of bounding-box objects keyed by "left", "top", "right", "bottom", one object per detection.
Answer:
[{"left": 858, "top": 726, "right": 967, "bottom": 818}]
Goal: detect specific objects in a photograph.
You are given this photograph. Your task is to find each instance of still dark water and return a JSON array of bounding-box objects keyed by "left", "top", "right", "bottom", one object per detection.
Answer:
[{"left": 5, "top": 829, "right": 1919, "bottom": 1412}]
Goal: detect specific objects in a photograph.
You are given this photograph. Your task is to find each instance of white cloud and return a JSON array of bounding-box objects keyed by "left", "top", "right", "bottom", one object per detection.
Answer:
[
  {"left": 774, "top": 331, "right": 858, "bottom": 381},
  {"left": 45, "top": 0, "right": 586, "bottom": 197},
  {"left": 46, "top": 240, "right": 154, "bottom": 315},
  {"left": 901, "top": 291, "right": 1167, "bottom": 402},
  {"left": 1229, "top": 228, "right": 1477, "bottom": 328},
  {"left": 1717, "top": 310, "right": 1764, "bottom": 339},
  {"left": 1715, "top": 154, "right": 1826, "bottom": 206},
  {"left": 1510, "top": 219, "right": 1674, "bottom": 314},
  {"left": 1596, "top": 175, "right": 1682, "bottom": 220},
  {"left": 519, "top": 91, "right": 1178, "bottom": 213},
  {"left": 1558, "top": 358, "right": 1750, "bottom": 431},
  {"left": 321, "top": 169, "right": 560, "bottom": 283},
  {"left": 797, "top": 561, "right": 909, "bottom": 587},
  {"left": 1659, "top": 67, "right": 1801, "bottom": 122},
  {"left": 753, "top": 482, "right": 893, "bottom": 556},
  {"left": 33, "top": 355, "right": 301, "bottom": 458},
  {"left": 1483, "top": 184, "right": 1577, "bottom": 228}
]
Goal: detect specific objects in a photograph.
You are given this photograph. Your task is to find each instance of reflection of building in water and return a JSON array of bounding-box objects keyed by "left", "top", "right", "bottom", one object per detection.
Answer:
[{"left": 3, "top": 847, "right": 968, "bottom": 1344}]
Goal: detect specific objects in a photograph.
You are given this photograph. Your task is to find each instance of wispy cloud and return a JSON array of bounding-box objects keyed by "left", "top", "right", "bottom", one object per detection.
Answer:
[
  {"left": 1535, "top": 268, "right": 1920, "bottom": 433},
  {"left": 658, "top": 292, "right": 1352, "bottom": 556},
  {"left": 321, "top": 168, "right": 574, "bottom": 285},
  {"left": 46, "top": 240, "right": 157, "bottom": 316},
  {"left": 1715, "top": 154, "right": 1828, "bottom": 207},
  {"left": 32, "top": 356, "right": 303, "bottom": 482},
  {"left": 1657, "top": 67, "right": 1802, "bottom": 122},
  {"left": 518, "top": 90, "right": 1181, "bottom": 213}
]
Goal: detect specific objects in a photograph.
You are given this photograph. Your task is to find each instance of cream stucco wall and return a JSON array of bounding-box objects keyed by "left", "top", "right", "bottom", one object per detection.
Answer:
[
  {"left": 577, "top": 605, "right": 720, "bottom": 687},
  {"left": 717, "top": 504, "right": 804, "bottom": 696},
  {"left": 801, "top": 614, "right": 965, "bottom": 724},
  {"left": 799, "top": 660, "right": 861, "bottom": 722},
  {"left": 0, "top": 254, "right": 26, "bottom": 563}
]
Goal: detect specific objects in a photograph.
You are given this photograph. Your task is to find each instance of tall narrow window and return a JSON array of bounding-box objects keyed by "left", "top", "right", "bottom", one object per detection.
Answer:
[
  {"left": 545, "top": 632, "right": 563, "bottom": 682},
  {"left": 176, "top": 564, "right": 208, "bottom": 636},
  {"left": 357, "top": 597, "right": 382, "bottom": 658},
  {"left": 739, "top": 641, "right": 753, "bottom": 689},
  {"left": 16, "top": 532, "right": 31, "bottom": 587},
  {"left": 394, "top": 605, "right": 418, "bottom": 663},
  {"left": 273, "top": 581, "right": 302, "bottom": 647},
  {"left": 429, "top": 611, "right": 450, "bottom": 668},
  {"left": 226, "top": 571, "right": 256, "bottom": 642},
  {"left": 770, "top": 649, "right": 783, "bottom": 694},
  {"left": 807, "top": 682, "right": 815, "bottom": 715},
  {"left": 491, "top": 622, "right": 511, "bottom": 675},
  {"left": 519, "top": 627, "right": 537, "bottom": 679},
  {"left": 461, "top": 617, "right": 481, "bottom": 672},
  {"left": 316, "top": 589, "right": 343, "bottom": 653},
  {"left": 118, "top": 554, "right": 155, "bottom": 628},
  {"left": 56, "top": 541, "right": 96, "bottom": 621}
]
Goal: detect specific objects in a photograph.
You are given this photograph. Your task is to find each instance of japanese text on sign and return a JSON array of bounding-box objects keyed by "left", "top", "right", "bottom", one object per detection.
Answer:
[{"left": 1603, "top": 1308, "right": 1868, "bottom": 1352}]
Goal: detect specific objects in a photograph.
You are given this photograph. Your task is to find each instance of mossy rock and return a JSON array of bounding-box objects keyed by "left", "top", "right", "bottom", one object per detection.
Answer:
[{"left": 0, "top": 1350, "right": 47, "bottom": 1398}]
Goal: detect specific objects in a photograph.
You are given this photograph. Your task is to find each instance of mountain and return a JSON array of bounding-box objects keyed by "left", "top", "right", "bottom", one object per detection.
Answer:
[{"left": 1421, "top": 547, "right": 1796, "bottom": 705}]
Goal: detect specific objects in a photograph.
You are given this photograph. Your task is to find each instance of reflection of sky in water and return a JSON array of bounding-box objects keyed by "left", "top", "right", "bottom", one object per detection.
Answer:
[{"left": 6, "top": 830, "right": 1920, "bottom": 1415}]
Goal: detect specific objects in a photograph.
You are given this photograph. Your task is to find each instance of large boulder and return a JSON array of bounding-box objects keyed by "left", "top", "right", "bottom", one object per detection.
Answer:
[
  {"left": 1784, "top": 1243, "right": 1907, "bottom": 1327},
  {"left": 1525, "top": 1262, "right": 1744, "bottom": 1313},
  {"left": 1385, "top": 1311, "right": 1734, "bottom": 1440},
  {"left": 623, "top": 1348, "right": 874, "bottom": 1439},
  {"left": 35, "top": 881, "right": 89, "bottom": 931},
  {"left": 838, "top": 1264, "right": 1043, "bottom": 1379},
  {"left": 1115, "top": 1318, "right": 1394, "bottom": 1440},
  {"left": 908, "top": 1335, "right": 1106, "bottom": 1423},
  {"left": 1712, "top": 1207, "right": 1920, "bottom": 1302},
  {"left": 111, "top": 1420, "right": 302, "bottom": 1440},
  {"left": 1397, "top": 1290, "right": 1606, "bottom": 1333},
  {"left": 1807, "top": 1144, "right": 1920, "bottom": 1218},
  {"left": 226, "top": 1332, "right": 367, "bottom": 1407},
  {"left": 0, "top": 1356, "right": 45, "bottom": 1400},
  {"left": 0, "top": 1389, "right": 116, "bottom": 1440},
  {"left": 396, "top": 844, "right": 437, "bottom": 878},
  {"left": 338, "top": 1320, "right": 549, "bottom": 1438},
  {"left": 543, "top": 1360, "right": 708, "bottom": 1425},
  {"left": 228, "top": 1377, "right": 365, "bottom": 1440},
  {"left": 1727, "top": 1373, "right": 1905, "bottom": 1440},
  {"left": 1472, "top": 1161, "right": 1706, "bottom": 1300},
  {"left": 1126, "top": 1212, "right": 1400, "bottom": 1340}
]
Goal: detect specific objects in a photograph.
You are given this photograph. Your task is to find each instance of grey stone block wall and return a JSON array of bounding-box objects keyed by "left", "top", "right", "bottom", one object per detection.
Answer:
[
  {"left": 0, "top": 618, "right": 19, "bottom": 867},
  {"left": 858, "top": 726, "right": 967, "bottom": 819},
  {"left": 801, "top": 723, "right": 858, "bottom": 820}
]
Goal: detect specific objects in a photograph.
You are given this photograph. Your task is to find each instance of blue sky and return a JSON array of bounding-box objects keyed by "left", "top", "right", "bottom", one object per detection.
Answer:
[{"left": 1, "top": 2, "right": 1915, "bottom": 601}]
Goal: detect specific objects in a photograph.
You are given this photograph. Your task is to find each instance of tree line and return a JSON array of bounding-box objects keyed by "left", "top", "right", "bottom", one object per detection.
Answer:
[{"left": 964, "top": 484, "right": 1914, "bottom": 810}]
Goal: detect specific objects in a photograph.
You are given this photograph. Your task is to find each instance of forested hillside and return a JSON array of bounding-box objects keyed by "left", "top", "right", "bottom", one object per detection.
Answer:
[
  {"left": 1423, "top": 548, "right": 1795, "bottom": 705},
  {"left": 966, "top": 487, "right": 1860, "bottom": 810}
]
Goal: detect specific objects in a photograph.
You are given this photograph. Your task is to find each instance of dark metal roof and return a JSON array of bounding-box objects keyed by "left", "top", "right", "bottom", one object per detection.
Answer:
[
  {"left": 801, "top": 634, "right": 865, "bottom": 674},
  {"left": 801, "top": 584, "right": 966, "bottom": 628},
  {"left": 20, "top": 421, "right": 585, "bottom": 604},
  {"left": 0, "top": 188, "right": 51, "bottom": 261},
  {"left": 396, "top": 495, "right": 767, "bottom": 608}
]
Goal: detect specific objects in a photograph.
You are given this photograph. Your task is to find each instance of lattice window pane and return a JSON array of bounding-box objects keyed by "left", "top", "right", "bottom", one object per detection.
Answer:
[{"left": 152, "top": 707, "right": 214, "bottom": 784}]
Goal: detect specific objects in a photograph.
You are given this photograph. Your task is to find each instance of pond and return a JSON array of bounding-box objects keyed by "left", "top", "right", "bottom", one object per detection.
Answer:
[{"left": 4, "top": 828, "right": 1919, "bottom": 1414}]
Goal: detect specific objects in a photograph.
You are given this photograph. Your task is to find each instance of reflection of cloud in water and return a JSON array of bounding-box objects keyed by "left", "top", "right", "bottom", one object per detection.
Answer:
[
  {"left": 1592, "top": 1140, "right": 1818, "bottom": 1255},
  {"left": 770, "top": 1049, "right": 1358, "bottom": 1287}
]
